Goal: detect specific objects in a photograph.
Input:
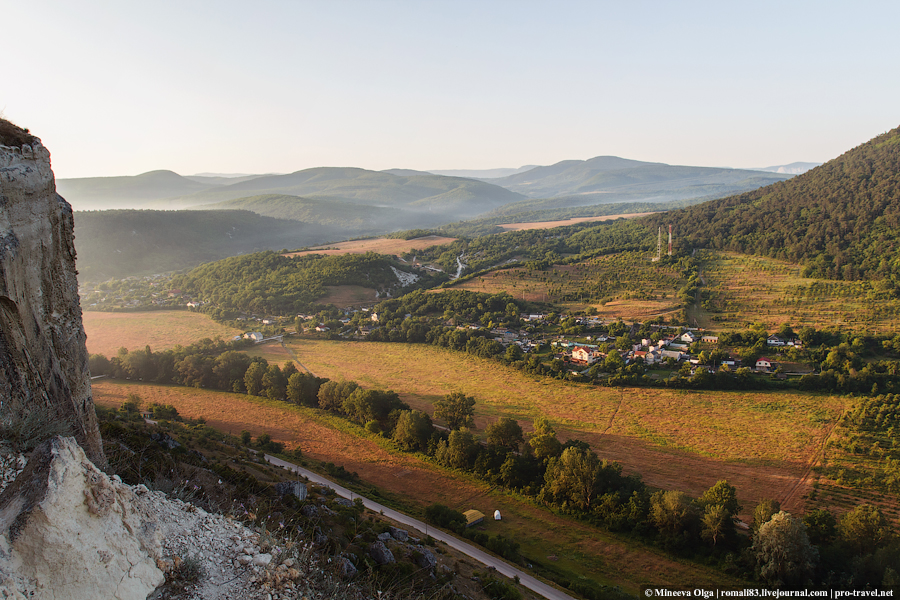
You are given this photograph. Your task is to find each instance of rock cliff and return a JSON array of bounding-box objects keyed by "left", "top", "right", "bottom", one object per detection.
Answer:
[{"left": 0, "top": 119, "right": 103, "bottom": 465}]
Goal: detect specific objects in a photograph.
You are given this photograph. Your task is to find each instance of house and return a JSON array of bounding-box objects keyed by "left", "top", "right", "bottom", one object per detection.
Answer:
[
  {"left": 767, "top": 335, "right": 786, "bottom": 346},
  {"left": 645, "top": 349, "right": 662, "bottom": 365},
  {"left": 370, "top": 313, "right": 380, "bottom": 322},
  {"left": 661, "top": 349, "right": 684, "bottom": 361},
  {"left": 359, "top": 326, "right": 372, "bottom": 336},
  {"left": 463, "top": 510, "right": 485, "bottom": 527},
  {"left": 701, "top": 335, "right": 718, "bottom": 344},
  {"left": 680, "top": 331, "right": 699, "bottom": 344},
  {"left": 243, "top": 332, "right": 264, "bottom": 343},
  {"left": 572, "top": 346, "right": 599, "bottom": 365},
  {"left": 755, "top": 357, "right": 774, "bottom": 371},
  {"left": 315, "top": 325, "right": 330, "bottom": 333}
]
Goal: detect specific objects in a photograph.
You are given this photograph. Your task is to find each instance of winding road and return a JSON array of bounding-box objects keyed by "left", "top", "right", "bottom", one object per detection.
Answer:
[{"left": 264, "top": 454, "right": 576, "bottom": 600}]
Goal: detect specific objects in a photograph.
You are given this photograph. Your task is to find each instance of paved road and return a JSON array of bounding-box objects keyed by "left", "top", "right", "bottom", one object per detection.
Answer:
[{"left": 264, "top": 454, "right": 576, "bottom": 600}]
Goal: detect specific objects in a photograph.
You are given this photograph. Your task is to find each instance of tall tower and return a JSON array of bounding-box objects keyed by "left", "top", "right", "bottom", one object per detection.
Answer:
[
  {"left": 667, "top": 225, "right": 673, "bottom": 256},
  {"left": 656, "top": 226, "right": 662, "bottom": 261}
]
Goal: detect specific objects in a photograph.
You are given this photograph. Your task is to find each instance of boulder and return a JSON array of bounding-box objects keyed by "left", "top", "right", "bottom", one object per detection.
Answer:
[
  {"left": 274, "top": 481, "right": 307, "bottom": 500},
  {"left": 389, "top": 526, "right": 409, "bottom": 542},
  {"left": 368, "top": 541, "right": 395, "bottom": 565},
  {"left": 339, "top": 557, "right": 357, "bottom": 579},
  {"left": 413, "top": 546, "right": 437, "bottom": 570},
  {"left": 0, "top": 436, "right": 164, "bottom": 599}
]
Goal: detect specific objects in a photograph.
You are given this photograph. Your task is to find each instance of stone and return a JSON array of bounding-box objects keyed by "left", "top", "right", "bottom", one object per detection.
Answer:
[
  {"left": 413, "top": 546, "right": 437, "bottom": 570},
  {"left": 300, "top": 504, "right": 318, "bottom": 518},
  {"left": 274, "top": 481, "right": 308, "bottom": 500},
  {"left": 333, "top": 497, "right": 353, "bottom": 508},
  {"left": 0, "top": 437, "right": 164, "bottom": 599},
  {"left": 389, "top": 526, "right": 409, "bottom": 542},
  {"left": 368, "top": 541, "right": 395, "bottom": 565},
  {"left": 0, "top": 128, "right": 103, "bottom": 466},
  {"left": 252, "top": 553, "right": 273, "bottom": 567},
  {"left": 339, "top": 557, "right": 357, "bottom": 579},
  {"left": 377, "top": 532, "right": 392, "bottom": 542}
]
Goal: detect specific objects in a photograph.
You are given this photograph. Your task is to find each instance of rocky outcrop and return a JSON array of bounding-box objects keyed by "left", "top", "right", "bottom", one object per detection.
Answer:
[
  {"left": 0, "top": 120, "right": 103, "bottom": 465},
  {"left": 0, "top": 437, "right": 164, "bottom": 599}
]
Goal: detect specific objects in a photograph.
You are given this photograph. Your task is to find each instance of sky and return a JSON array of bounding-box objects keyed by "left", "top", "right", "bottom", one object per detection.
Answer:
[{"left": 3, "top": 0, "right": 899, "bottom": 179}]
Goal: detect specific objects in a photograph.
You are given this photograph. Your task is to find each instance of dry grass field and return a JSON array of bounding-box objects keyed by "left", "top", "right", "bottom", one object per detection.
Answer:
[
  {"left": 699, "top": 250, "right": 900, "bottom": 334},
  {"left": 283, "top": 235, "right": 456, "bottom": 258},
  {"left": 83, "top": 310, "right": 242, "bottom": 356},
  {"left": 276, "top": 338, "right": 847, "bottom": 519},
  {"left": 497, "top": 213, "right": 655, "bottom": 231},
  {"left": 92, "top": 378, "right": 743, "bottom": 591},
  {"left": 447, "top": 251, "right": 684, "bottom": 318}
]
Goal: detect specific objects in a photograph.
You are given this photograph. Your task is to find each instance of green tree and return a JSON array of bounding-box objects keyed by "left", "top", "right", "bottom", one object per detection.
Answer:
[
  {"left": 262, "top": 364, "right": 286, "bottom": 401},
  {"left": 542, "top": 446, "right": 602, "bottom": 511},
  {"left": 701, "top": 504, "right": 733, "bottom": 547},
  {"left": 650, "top": 490, "right": 700, "bottom": 538},
  {"left": 445, "top": 428, "right": 479, "bottom": 470},
  {"left": 243, "top": 360, "right": 267, "bottom": 396},
  {"left": 317, "top": 380, "right": 359, "bottom": 412},
  {"left": 753, "top": 512, "right": 817, "bottom": 588},
  {"left": 802, "top": 509, "right": 837, "bottom": 546},
  {"left": 699, "top": 480, "right": 741, "bottom": 516},
  {"left": 486, "top": 417, "right": 524, "bottom": 451},
  {"left": 392, "top": 410, "right": 433, "bottom": 452},
  {"left": 434, "top": 392, "right": 476, "bottom": 430},
  {"left": 752, "top": 498, "right": 781, "bottom": 535},
  {"left": 528, "top": 416, "right": 563, "bottom": 461},
  {"left": 838, "top": 504, "right": 890, "bottom": 555}
]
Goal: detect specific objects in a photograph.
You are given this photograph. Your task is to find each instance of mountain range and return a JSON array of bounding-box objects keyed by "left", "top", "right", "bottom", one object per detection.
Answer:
[{"left": 64, "top": 154, "right": 818, "bottom": 280}]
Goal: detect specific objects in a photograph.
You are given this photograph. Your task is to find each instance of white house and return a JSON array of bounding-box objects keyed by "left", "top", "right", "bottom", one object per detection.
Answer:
[
  {"left": 572, "top": 346, "right": 599, "bottom": 365},
  {"left": 680, "top": 331, "right": 699, "bottom": 344},
  {"left": 755, "top": 357, "right": 774, "bottom": 371},
  {"left": 243, "top": 332, "right": 264, "bottom": 343},
  {"left": 767, "top": 335, "right": 786, "bottom": 346}
]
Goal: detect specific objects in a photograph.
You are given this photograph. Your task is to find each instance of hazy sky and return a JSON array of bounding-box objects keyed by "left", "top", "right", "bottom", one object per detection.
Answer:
[{"left": 4, "top": 1, "right": 899, "bottom": 179}]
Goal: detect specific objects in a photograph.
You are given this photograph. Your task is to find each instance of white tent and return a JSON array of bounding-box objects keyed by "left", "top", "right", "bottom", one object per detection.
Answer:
[{"left": 493, "top": 510, "right": 501, "bottom": 521}]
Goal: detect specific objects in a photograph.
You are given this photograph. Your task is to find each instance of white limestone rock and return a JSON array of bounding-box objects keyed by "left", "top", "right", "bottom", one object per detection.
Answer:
[{"left": 0, "top": 437, "right": 165, "bottom": 599}]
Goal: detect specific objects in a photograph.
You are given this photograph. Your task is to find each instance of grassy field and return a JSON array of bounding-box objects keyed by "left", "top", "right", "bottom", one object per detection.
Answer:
[
  {"left": 699, "top": 250, "right": 900, "bottom": 334},
  {"left": 283, "top": 235, "right": 456, "bottom": 258},
  {"left": 83, "top": 310, "right": 243, "bottom": 356},
  {"left": 447, "top": 251, "right": 685, "bottom": 318},
  {"left": 497, "top": 213, "right": 655, "bottom": 231},
  {"left": 257, "top": 338, "right": 849, "bottom": 519},
  {"left": 92, "top": 378, "right": 745, "bottom": 592}
]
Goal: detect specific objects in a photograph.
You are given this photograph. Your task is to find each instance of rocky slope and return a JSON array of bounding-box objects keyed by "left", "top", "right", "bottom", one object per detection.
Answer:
[{"left": 0, "top": 120, "right": 103, "bottom": 465}]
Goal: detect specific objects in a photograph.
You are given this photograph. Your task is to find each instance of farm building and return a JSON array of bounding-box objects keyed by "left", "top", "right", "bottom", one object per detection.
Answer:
[
  {"left": 463, "top": 510, "right": 485, "bottom": 527},
  {"left": 701, "top": 335, "right": 718, "bottom": 344}
]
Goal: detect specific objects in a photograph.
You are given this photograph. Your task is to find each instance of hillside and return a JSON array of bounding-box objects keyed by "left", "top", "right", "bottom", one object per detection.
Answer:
[
  {"left": 57, "top": 170, "right": 217, "bottom": 209},
  {"left": 191, "top": 194, "right": 403, "bottom": 230},
  {"left": 486, "top": 155, "right": 791, "bottom": 202},
  {"left": 73, "top": 209, "right": 329, "bottom": 280},
  {"left": 646, "top": 125, "right": 900, "bottom": 281},
  {"left": 175, "top": 167, "right": 527, "bottom": 218}
]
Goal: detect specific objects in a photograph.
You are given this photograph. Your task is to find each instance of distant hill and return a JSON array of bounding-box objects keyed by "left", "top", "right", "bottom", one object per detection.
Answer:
[
  {"left": 57, "top": 170, "right": 215, "bottom": 210},
  {"left": 73, "top": 209, "right": 333, "bottom": 280},
  {"left": 426, "top": 166, "right": 537, "bottom": 179},
  {"left": 645, "top": 125, "right": 900, "bottom": 281},
  {"left": 753, "top": 162, "right": 821, "bottom": 175},
  {"left": 485, "top": 156, "right": 792, "bottom": 201},
  {"left": 193, "top": 194, "right": 413, "bottom": 232},
  {"left": 175, "top": 167, "right": 527, "bottom": 218}
]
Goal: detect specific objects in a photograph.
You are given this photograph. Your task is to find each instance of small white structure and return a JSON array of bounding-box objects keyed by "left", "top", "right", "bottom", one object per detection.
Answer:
[{"left": 493, "top": 510, "right": 502, "bottom": 521}]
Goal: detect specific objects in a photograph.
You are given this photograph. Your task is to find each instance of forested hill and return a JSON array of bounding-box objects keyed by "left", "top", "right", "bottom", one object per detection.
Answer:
[{"left": 646, "top": 126, "right": 900, "bottom": 281}]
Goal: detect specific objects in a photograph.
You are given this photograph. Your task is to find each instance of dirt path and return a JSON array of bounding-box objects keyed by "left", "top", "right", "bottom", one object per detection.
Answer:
[{"left": 780, "top": 405, "right": 844, "bottom": 513}]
